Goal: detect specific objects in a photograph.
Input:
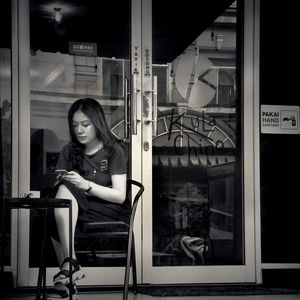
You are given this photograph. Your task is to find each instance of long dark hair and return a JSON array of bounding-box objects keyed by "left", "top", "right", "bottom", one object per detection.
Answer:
[{"left": 67, "top": 98, "right": 116, "bottom": 172}]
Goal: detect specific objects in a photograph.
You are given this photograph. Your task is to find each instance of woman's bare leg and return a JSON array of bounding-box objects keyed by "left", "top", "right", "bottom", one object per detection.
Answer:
[
  {"left": 51, "top": 237, "right": 65, "bottom": 266},
  {"left": 54, "top": 184, "right": 78, "bottom": 264}
]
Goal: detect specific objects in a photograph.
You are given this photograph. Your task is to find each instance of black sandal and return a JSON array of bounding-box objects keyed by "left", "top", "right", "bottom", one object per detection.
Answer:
[
  {"left": 53, "top": 257, "right": 85, "bottom": 285},
  {"left": 46, "top": 282, "right": 77, "bottom": 299}
]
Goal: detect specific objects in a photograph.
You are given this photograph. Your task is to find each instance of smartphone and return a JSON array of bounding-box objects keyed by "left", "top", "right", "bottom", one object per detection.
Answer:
[{"left": 55, "top": 169, "right": 68, "bottom": 175}]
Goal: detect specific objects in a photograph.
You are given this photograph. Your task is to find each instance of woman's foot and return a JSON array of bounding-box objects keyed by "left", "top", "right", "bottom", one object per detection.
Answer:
[{"left": 53, "top": 257, "right": 86, "bottom": 285}]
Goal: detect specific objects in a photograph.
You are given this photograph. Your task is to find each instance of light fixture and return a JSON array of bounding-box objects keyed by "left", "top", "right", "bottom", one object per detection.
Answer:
[
  {"left": 53, "top": 7, "right": 63, "bottom": 23},
  {"left": 215, "top": 34, "right": 224, "bottom": 50}
]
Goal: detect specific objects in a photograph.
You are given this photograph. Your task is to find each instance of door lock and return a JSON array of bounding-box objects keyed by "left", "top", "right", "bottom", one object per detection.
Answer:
[{"left": 144, "top": 141, "right": 150, "bottom": 151}]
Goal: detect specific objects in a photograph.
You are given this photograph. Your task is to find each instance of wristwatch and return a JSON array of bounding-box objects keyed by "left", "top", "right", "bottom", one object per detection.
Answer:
[{"left": 85, "top": 181, "right": 92, "bottom": 194}]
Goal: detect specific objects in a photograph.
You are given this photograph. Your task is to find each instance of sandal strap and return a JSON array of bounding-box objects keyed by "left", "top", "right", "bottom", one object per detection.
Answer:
[
  {"left": 59, "top": 257, "right": 80, "bottom": 272},
  {"left": 53, "top": 258, "right": 81, "bottom": 282}
]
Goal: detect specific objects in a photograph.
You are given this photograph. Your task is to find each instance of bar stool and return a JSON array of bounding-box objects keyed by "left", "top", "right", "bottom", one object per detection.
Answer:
[
  {"left": 76, "top": 179, "right": 144, "bottom": 300},
  {"left": 1, "top": 197, "right": 73, "bottom": 300}
]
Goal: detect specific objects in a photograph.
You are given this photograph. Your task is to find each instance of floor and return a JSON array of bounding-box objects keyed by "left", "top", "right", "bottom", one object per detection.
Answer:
[{"left": 3, "top": 292, "right": 300, "bottom": 300}]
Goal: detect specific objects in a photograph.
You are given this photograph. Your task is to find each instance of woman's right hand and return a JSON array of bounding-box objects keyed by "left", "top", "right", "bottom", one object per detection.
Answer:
[
  {"left": 56, "top": 173, "right": 63, "bottom": 181},
  {"left": 55, "top": 169, "right": 68, "bottom": 181},
  {"left": 61, "top": 171, "right": 90, "bottom": 191}
]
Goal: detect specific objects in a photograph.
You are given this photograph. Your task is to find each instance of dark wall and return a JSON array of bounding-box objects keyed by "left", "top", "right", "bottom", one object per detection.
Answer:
[{"left": 260, "top": 2, "right": 300, "bottom": 266}]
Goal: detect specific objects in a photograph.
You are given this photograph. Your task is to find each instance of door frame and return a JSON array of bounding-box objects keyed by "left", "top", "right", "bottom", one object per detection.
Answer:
[
  {"left": 140, "top": 0, "right": 260, "bottom": 284},
  {"left": 11, "top": 0, "right": 261, "bottom": 287}
]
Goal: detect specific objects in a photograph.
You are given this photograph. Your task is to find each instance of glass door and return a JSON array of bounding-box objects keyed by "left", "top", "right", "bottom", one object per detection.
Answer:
[
  {"left": 16, "top": 0, "right": 143, "bottom": 287},
  {"left": 141, "top": 0, "right": 257, "bottom": 283}
]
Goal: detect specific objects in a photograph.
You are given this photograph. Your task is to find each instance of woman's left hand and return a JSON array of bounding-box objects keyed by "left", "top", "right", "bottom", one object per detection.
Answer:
[{"left": 62, "top": 171, "right": 89, "bottom": 191}]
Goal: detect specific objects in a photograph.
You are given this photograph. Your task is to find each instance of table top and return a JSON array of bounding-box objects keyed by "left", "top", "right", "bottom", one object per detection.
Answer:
[{"left": 2, "top": 197, "right": 71, "bottom": 209}]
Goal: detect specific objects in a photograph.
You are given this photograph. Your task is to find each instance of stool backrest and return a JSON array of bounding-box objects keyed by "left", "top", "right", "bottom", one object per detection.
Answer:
[{"left": 127, "top": 179, "right": 144, "bottom": 228}]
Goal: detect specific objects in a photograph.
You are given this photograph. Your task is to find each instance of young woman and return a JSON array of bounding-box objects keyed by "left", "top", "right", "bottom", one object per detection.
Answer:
[{"left": 50, "top": 98, "right": 128, "bottom": 298}]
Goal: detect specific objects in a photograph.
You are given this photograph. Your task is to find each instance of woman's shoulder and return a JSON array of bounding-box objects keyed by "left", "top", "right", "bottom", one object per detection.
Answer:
[
  {"left": 105, "top": 140, "right": 127, "bottom": 157},
  {"left": 111, "top": 140, "right": 125, "bottom": 150}
]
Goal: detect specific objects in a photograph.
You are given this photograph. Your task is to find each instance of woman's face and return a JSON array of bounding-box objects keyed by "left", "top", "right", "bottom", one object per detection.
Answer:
[{"left": 72, "top": 110, "right": 98, "bottom": 146}]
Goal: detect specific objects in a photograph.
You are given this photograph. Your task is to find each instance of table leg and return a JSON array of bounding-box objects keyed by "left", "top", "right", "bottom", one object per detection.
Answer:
[
  {"left": 0, "top": 198, "right": 6, "bottom": 300},
  {"left": 43, "top": 209, "right": 48, "bottom": 299},
  {"left": 36, "top": 209, "right": 47, "bottom": 300}
]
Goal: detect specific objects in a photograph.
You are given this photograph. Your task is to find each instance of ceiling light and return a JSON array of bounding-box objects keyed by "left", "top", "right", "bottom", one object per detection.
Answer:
[{"left": 53, "top": 7, "right": 63, "bottom": 23}]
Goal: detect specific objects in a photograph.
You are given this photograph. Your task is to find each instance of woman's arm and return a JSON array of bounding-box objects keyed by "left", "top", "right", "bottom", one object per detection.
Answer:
[
  {"left": 86, "top": 174, "right": 127, "bottom": 204},
  {"left": 62, "top": 171, "right": 127, "bottom": 204}
]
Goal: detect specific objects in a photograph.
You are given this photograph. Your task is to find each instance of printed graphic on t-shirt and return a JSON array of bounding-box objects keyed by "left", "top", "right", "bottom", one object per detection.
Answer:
[{"left": 100, "top": 159, "right": 109, "bottom": 172}]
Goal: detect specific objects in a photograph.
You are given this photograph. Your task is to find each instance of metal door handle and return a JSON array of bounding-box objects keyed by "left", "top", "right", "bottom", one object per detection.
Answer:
[
  {"left": 143, "top": 76, "right": 158, "bottom": 137},
  {"left": 132, "top": 74, "right": 141, "bottom": 135},
  {"left": 124, "top": 77, "right": 130, "bottom": 140}
]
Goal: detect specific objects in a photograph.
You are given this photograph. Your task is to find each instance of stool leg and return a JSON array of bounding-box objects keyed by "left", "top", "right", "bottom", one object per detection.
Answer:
[
  {"left": 69, "top": 202, "right": 73, "bottom": 300},
  {"left": 36, "top": 243, "right": 44, "bottom": 300},
  {"left": 123, "top": 238, "right": 131, "bottom": 300},
  {"left": 131, "top": 234, "right": 137, "bottom": 294}
]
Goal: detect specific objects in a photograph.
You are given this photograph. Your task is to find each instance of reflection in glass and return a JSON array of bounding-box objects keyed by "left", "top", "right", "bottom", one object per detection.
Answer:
[
  {"left": 0, "top": 0, "right": 12, "bottom": 266},
  {"left": 152, "top": 1, "right": 243, "bottom": 266}
]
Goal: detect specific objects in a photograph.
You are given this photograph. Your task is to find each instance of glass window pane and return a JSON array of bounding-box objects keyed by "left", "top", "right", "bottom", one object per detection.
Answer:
[
  {"left": 0, "top": 0, "right": 12, "bottom": 266},
  {"left": 152, "top": 0, "right": 243, "bottom": 266}
]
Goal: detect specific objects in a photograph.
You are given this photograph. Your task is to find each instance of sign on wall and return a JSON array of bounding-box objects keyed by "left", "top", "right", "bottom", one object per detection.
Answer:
[
  {"left": 261, "top": 105, "right": 300, "bottom": 134},
  {"left": 69, "top": 41, "right": 97, "bottom": 56}
]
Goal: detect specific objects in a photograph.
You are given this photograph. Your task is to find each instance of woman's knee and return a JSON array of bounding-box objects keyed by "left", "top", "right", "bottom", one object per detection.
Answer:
[
  {"left": 55, "top": 184, "right": 78, "bottom": 211},
  {"left": 56, "top": 184, "right": 71, "bottom": 198}
]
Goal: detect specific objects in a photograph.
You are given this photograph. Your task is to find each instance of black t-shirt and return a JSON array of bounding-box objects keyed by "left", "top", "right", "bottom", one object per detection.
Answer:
[
  {"left": 56, "top": 141, "right": 127, "bottom": 186},
  {"left": 55, "top": 142, "right": 129, "bottom": 223}
]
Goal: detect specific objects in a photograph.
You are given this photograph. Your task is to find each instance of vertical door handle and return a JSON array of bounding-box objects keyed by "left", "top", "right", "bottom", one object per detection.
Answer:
[
  {"left": 132, "top": 74, "right": 140, "bottom": 135},
  {"left": 152, "top": 76, "right": 158, "bottom": 137},
  {"left": 124, "top": 77, "right": 130, "bottom": 140},
  {"left": 144, "top": 76, "right": 158, "bottom": 137}
]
